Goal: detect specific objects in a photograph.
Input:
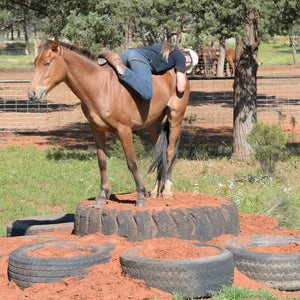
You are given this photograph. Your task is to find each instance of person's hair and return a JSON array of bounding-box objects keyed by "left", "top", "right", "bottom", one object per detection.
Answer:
[
  {"left": 181, "top": 49, "right": 191, "bottom": 60},
  {"left": 161, "top": 44, "right": 178, "bottom": 62}
]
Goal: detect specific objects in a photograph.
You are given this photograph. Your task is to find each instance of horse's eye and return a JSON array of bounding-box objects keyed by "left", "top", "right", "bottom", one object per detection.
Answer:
[{"left": 44, "top": 62, "right": 50, "bottom": 66}]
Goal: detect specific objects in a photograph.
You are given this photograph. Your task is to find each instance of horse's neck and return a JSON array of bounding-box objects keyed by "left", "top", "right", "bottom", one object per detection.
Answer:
[{"left": 62, "top": 49, "right": 102, "bottom": 100}]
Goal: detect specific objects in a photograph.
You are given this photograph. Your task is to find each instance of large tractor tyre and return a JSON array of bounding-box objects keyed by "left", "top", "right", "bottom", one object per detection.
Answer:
[{"left": 75, "top": 198, "right": 240, "bottom": 242}]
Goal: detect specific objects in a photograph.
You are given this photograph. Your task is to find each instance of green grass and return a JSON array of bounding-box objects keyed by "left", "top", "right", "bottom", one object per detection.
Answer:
[
  {"left": 258, "top": 42, "right": 299, "bottom": 66},
  {"left": 211, "top": 285, "right": 277, "bottom": 300},
  {"left": 0, "top": 143, "right": 299, "bottom": 236},
  {"left": 173, "top": 285, "right": 280, "bottom": 299},
  {"left": 0, "top": 54, "right": 35, "bottom": 69}
]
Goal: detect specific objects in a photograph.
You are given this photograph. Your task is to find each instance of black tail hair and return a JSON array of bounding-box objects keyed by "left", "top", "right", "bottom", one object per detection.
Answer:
[{"left": 148, "top": 120, "right": 180, "bottom": 193}]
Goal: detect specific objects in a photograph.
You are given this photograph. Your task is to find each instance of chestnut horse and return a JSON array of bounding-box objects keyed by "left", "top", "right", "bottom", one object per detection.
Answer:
[{"left": 28, "top": 38, "right": 190, "bottom": 207}]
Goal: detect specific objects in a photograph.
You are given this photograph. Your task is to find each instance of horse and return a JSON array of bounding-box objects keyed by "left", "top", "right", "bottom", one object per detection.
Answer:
[
  {"left": 224, "top": 49, "right": 235, "bottom": 76},
  {"left": 211, "top": 48, "right": 236, "bottom": 77},
  {"left": 28, "top": 38, "right": 190, "bottom": 207},
  {"left": 196, "top": 47, "right": 218, "bottom": 76}
]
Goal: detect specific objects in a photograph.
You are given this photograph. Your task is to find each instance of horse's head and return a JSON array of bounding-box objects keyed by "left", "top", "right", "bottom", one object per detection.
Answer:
[{"left": 28, "top": 38, "right": 67, "bottom": 102}]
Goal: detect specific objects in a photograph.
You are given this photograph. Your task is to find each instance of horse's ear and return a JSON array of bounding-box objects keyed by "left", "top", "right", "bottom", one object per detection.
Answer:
[
  {"left": 34, "top": 39, "right": 41, "bottom": 58},
  {"left": 52, "top": 37, "right": 60, "bottom": 52}
]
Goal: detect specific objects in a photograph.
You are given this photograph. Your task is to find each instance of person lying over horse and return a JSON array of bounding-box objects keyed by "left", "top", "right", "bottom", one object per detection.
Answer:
[{"left": 98, "top": 44, "right": 198, "bottom": 101}]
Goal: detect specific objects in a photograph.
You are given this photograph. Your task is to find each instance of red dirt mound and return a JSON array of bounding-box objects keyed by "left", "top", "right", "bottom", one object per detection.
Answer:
[{"left": 0, "top": 206, "right": 299, "bottom": 300}]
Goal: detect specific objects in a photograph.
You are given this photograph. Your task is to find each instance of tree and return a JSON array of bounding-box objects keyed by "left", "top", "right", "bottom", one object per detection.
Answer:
[
  {"left": 232, "top": 0, "right": 300, "bottom": 158},
  {"left": 204, "top": 0, "right": 239, "bottom": 77},
  {"left": 275, "top": 0, "right": 300, "bottom": 65},
  {"left": 134, "top": 0, "right": 193, "bottom": 46},
  {"left": 233, "top": 2, "right": 260, "bottom": 158}
]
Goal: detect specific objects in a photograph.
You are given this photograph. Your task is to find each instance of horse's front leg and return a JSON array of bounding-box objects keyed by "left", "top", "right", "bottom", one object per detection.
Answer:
[
  {"left": 90, "top": 127, "right": 110, "bottom": 207},
  {"left": 118, "top": 127, "right": 148, "bottom": 207}
]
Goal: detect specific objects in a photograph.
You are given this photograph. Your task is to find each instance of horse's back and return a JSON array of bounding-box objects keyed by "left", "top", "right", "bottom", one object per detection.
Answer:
[{"left": 96, "top": 65, "right": 188, "bottom": 130}]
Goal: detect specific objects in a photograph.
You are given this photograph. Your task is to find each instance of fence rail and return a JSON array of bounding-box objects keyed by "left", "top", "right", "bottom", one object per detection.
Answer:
[{"left": 0, "top": 76, "right": 300, "bottom": 134}]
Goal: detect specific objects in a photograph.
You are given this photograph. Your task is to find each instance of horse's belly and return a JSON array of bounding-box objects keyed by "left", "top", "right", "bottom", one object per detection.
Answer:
[{"left": 130, "top": 100, "right": 167, "bottom": 129}]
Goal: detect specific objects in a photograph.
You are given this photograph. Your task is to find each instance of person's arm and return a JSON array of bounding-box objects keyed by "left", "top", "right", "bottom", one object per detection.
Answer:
[{"left": 176, "top": 71, "right": 187, "bottom": 94}]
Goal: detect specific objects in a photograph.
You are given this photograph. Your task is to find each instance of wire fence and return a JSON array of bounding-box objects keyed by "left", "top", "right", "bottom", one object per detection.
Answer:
[
  {"left": 0, "top": 80, "right": 87, "bottom": 132},
  {"left": 0, "top": 76, "right": 300, "bottom": 134}
]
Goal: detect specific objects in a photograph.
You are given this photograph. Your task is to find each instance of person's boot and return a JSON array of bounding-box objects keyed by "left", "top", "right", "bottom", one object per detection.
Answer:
[{"left": 97, "top": 51, "right": 125, "bottom": 76}]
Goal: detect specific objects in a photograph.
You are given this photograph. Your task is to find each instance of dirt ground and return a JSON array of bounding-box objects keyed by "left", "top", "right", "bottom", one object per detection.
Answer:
[
  {"left": 1, "top": 64, "right": 300, "bottom": 138},
  {"left": 0, "top": 66, "right": 299, "bottom": 299},
  {"left": 0, "top": 195, "right": 299, "bottom": 300}
]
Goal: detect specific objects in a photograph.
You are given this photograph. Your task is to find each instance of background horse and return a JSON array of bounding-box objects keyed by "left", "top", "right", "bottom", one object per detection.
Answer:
[
  {"left": 224, "top": 49, "right": 236, "bottom": 76},
  {"left": 28, "top": 38, "right": 190, "bottom": 207},
  {"left": 212, "top": 48, "right": 236, "bottom": 76},
  {"left": 195, "top": 47, "right": 218, "bottom": 76}
]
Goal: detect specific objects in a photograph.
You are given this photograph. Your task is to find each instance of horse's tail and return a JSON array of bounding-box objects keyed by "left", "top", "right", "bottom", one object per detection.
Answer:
[{"left": 148, "top": 119, "right": 180, "bottom": 192}]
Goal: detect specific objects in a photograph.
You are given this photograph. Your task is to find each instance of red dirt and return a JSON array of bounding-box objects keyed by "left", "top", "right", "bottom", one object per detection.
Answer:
[
  {"left": 247, "top": 242, "right": 300, "bottom": 254},
  {"left": 0, "top": 199, "right": 299, "bottom": 300},
  {"left": 31, "top": 246, "right": 94, "bottom": 258},
  {"left": 137, "top": 239, "right": 220, "bottom": 259}
]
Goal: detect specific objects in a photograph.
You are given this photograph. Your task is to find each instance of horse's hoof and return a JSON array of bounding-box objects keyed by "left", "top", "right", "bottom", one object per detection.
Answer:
[
  {"left": 93, "top": 199, "right": 107, "bottom": 208},
  {"left": 162, "top": 193, "right": 173, "bottom": 199},
  {"left": 135, "top": 200, "right": 147, "bottom": 207}
]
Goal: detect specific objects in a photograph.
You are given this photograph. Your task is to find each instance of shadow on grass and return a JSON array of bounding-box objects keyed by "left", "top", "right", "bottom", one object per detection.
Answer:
[{"left": 16, "top": 121, "right": 299, "bottom": 162}]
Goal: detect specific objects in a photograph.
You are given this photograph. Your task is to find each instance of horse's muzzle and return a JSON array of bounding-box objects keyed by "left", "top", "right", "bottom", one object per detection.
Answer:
[{"left": 28, "top": 88, "right": 46, "bottom": 102}]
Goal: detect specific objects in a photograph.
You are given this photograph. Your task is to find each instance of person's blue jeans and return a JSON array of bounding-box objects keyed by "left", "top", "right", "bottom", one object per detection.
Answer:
[{"left": 119, "top": 49, "right": 153, "bottom": 101}]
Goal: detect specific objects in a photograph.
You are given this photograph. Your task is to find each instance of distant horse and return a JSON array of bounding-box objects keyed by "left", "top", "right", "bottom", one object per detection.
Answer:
[
  {"left": 224, "top": 49, "right": 235, "bottom": 76},
  {"left": 195, "top": 47, "right": 218, "bottom": 76},
  {"left": 28, "top": 38, "right": 190, "bottom": 207},
  {"left": 212, "top": 48, "right": 236, "bottom": 76}
]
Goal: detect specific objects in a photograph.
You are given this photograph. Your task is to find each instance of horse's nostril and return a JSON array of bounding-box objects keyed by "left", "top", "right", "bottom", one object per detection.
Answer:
[{"left": 28, "top": 90, "right": 36, "bottom": 101}]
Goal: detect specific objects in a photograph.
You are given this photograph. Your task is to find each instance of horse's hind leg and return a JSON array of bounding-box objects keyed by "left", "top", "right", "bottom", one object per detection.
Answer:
[
  {"left": 90, "top": 127, "right": 110, "bottom": 207},
  {"left": 145, "top": 116, "right": 165, "bottom": 198},
  {"left": 162, "top": 116, "right": 181, "bottom": 198},
  {"left": 118, "top": 127, "right": 148, "bottom": 207},
  {"left": 162, "top": 96, "right": 188, "bottom": 198}
]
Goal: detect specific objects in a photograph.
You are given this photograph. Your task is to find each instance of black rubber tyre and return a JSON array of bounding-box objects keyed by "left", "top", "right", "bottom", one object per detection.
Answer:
[
  {"left": 74, "top": 198, "right": 240, "bottom": 241},
  {"left": 120, "top": 244, "right": 234, "bottom": 298},
  {"left": 7, "top": 213, "right": 75, "bottom": 237},
  {"left": 224, "top": 234, "right": 300, "bottom": 291},
  {"left": 8, "top": 240, "right": 115, "bottom": 289}
]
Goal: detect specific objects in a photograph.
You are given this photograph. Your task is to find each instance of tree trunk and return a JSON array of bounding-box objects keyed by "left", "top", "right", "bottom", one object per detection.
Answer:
[
  {"left": 232, "top": 8, "right": 259, "bottom": 158},
  {"left": 10, "top": 26, "right": 14, "bottom": 40},
  {"left": 216, "top": 38, "right": 226, "bottom": 77},
  {"left": 125, "top": 20, "right": 133, "bottom": 49},
  {"left": 23, "top": 7, "right": 30, "bottom": 55},
  {"left": 289, "top": 36, "right": 298, "bottom": 65},
  {"left": 176, "top": 16, "right": 183, "bottom": 46}
]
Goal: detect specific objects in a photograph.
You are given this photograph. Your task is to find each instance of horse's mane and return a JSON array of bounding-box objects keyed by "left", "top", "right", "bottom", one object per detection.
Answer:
[{"left": 39, "top": 39, "right": 97, "bottom": 61}]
